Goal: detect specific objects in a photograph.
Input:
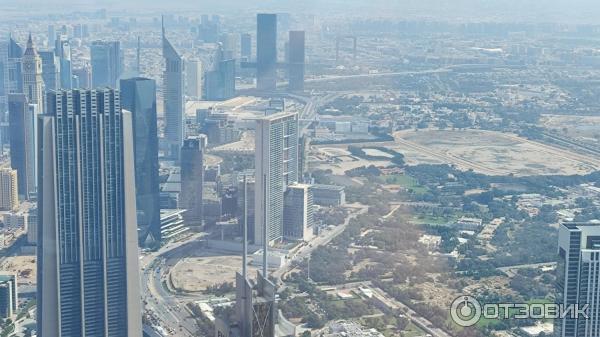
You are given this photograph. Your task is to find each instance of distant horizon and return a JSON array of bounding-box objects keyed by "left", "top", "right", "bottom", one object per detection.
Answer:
[{"left": 2, "top": 0, "right": 600, "bottom": 24}]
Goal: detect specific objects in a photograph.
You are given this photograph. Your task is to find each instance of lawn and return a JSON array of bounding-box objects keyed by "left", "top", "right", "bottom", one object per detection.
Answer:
[{"left": 378, "top": 174, "right": 428, "bottom": 194}]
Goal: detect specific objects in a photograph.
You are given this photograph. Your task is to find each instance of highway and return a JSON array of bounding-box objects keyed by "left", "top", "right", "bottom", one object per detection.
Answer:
[
  {"left": 370, "top": 287, "right": 454, "bottom": 337},
  {"left": 273, "top": 203, "right": 368, "bottom": 285},
  {"left": 141, "top": 233, "right": 206, "bottom": 337}
]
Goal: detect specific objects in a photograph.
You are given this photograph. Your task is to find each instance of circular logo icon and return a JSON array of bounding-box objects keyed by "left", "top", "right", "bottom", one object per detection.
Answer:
[{"left": 450, "top": 295, "right": 482, "bottom": 327}]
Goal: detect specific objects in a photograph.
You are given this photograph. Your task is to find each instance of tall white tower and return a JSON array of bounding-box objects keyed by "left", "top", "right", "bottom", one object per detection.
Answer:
[{"left": 22, "top": 34, "right": 44, "bottom": 110}]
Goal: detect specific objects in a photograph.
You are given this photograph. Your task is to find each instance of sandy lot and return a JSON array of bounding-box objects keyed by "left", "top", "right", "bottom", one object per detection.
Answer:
[
  {"left": 390, "top": 129, "right": 600, "bottom": 176},
  {"left": 540, "top": 114, "right": 600, "bottom": 140},
  {"left": 0, "top": 255, "right": 36, "bottom": 285},
  {"left": 169, "top": 252, "right": 258, "bottom": 292}
]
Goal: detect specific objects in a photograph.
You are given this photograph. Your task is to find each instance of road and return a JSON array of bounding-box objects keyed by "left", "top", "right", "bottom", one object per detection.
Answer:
[
  {"left": 304, "top": 67, "right": 452, "bottom": 84},
  {"left": 273, "top": 203, "right": 368, "bottom": 285},
  {"left": 141, "top": 233, "right": 206, "bottom": 337},
  {"left": 497, "top": 261, "right": 557, "bottom": 277},
  {"left": 371, "top": 287, "right": 454, "bottom": 337}
]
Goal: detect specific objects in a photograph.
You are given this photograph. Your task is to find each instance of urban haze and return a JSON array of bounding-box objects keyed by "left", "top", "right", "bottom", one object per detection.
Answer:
[{"left": 0, "top": 1, "right": 598, "bottom": 337}]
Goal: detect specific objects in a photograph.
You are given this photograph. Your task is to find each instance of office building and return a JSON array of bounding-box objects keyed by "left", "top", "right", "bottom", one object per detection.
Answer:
[
  {"left": 22, "top": 34, "right": 44, "bottom": 108},
  {"left": 198, "top": 16, "right": 220, "bottom": 43},
  {"left": 557, "top": 222, "right": 600, "bottom": 337},
  {"left": 5, "top": 36, "right": 24, "bottom": 95},
  {"left": 37, "top": 89, "right": 142, "bottom": 337},
  {"left": 205, "top": 57, "right": 236, "bottom": 101},
  {"left": 55, "top": 35, "right": 72, "bottom": 89},
  {"left": 0, "top": 274, "right": 17, "bottom": 319},
  {"left": 254, "top": 112, "right": 299, "bottom": 245},
  {"left": 283, "top": 184, "right": 314, "bottom": 241},
  {"left": 47, "top": 25, "right": 55, "bottom": 45},
  {"left": 256, "top": 14, "right": 277, "bottom": 91},
  {"left": 39, "top": 50, "right": 60, "bottom": 91},
  {"left": 162, "top": 20, "right": 185, "bottom": 160},
  {"left": 180, "top": 135, "right": 206, "bottom": 226},
  {"left": 0, "top": 168, "right": 18, "bottom": 211},
  {"left": 91, "top": 41, "right": 121, "bottom": 88},
  {"left": 241, "top": 33, "right": 252, "bottom": 60},
  {"left": 8, "top": 94, "right": 36, "bottom": 199},
  {"left": 185, "top": 58, "right": 202, "bottom": 99},
  {"left": 73, "top": 65, "right": 91, "bottom": 89},
  {"left": 120, "top": 77, "right": 161, "bottom": 246},
  {"left": 288, "top": 31, "right": 305, "bottom": 91}
]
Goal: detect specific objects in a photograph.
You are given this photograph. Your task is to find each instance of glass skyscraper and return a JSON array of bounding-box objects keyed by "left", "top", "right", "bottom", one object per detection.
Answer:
[
  {"left": 37, "top": 88, "right": 142, "bottom": 337},
  {"left": 91, "top": 41, "right": 122, "bottom": 89},
  {"left": 120, "top": 77, "right": 161, "bottom": 246},
  {"left": 256, "top": 14, "right": 277, "bottom": 91},
  {"left": 288, "top": 31, "right": 305, "bottom": 91},
  {"left": 162, "top": 20, "right": 185, "bottom": 161},
  {"left": 254, "top": 112, "right": 299, "bottom": 245},
  {"left": 8, "top": 93, "right": 35, "bottom": 199},
  {"left": 557, "top": 222, "right": 600, "bottom": 337}
]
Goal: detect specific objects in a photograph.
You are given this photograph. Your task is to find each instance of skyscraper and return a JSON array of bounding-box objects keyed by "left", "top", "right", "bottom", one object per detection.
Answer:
[
  {"left": 37, "top": 89, "right": 142, "bottom": 337},
  {"left": 180, "top": 135, "right": 206, "bottom": 226},
  {"left": 256, "top": 14, "right": 277, "bottom": 91},
  {"left": 8, "top": 93, "right": 36, "bottom": 199},
  {"left": 39, "top": 50, "right": 60, "bottom": 91},
  {"left": 6, "top": 36, "right": 23, "bottom": 95},
  {"left": 283, "top": 184, "right": 314, "bottom": 241},
  {"left": 185, "top": 58, "right": 202, "bottom": 100},
  {"left": 288, "top": 31, "right": 305, "bottom": 91},
  {"left": 22, "top": 34, "right": 44, "bottom": 108},
  {"left": 91, "top": 41, "right": 122, "bottom": 88},
  {"left": 241, "top": 33, "right": 252, "bottom": 61},
  {"left": 162, "top": 19, "right": 185, "bottom": 160},
  {"left": 254, "top": 112, "right": 299, "bottom": 245},
  {"left": 205, "top": 57, "right": 236, "bottom": 101},
  {"left": 120, "top": 77, "right": 161, "bottom": 246},
  {"left": 0, "top": 168, "right": 18, "bottom": 211},
  {"left": 557, "top": 222, "right": 600, "bottom": 337},
  {"left": 55, "top": 35, "right": 72, "bottom": 89},
  {"left": 0, "top": 274, "right": 17, "bottom": 319}
]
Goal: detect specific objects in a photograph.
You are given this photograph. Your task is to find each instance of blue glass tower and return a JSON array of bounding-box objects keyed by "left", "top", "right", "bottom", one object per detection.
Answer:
[
  {"left": 120, "top": 77, "right": 161, "bottom": 246},
  {"left": 37, "top": 89, "right": 142, "bottom": 337}
]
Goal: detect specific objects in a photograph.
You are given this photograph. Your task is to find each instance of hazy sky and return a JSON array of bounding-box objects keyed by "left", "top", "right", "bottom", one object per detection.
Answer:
[{"left": 2, "top": 0, "right": 600, "bottom": 23}]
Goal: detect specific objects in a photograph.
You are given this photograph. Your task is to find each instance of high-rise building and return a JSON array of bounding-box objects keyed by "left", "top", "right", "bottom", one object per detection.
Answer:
[
  {"left": 47, "top": 25, "right": 55, "bottom": 44},
  {"left": 198, "top": 16, "right": 220, "bottom": 43},
  {"left": 185, "top": 58, "right": 202, "bottom": 100},
  {"left": 256, "top": 14, "right": 277, "bottom": 91},
  {"left": 254, "top": 112, "right": 299, "bottom": 245},
  {"left": 91, "top": 41, "right": 122, "bottom": 88},
  {"left": 283, "top": 184, "right": 314, "bottom": 241},
  {"left": 8, "top": 93, "right": 36, "bottom": 199},
  {"left": 241, "top": 33, "right": 252, "bottom": 61},
  {"left": 288, "top": 31, "right": 305, "bottom": 91},
  {"left": 5, "top": 36, "right": 24, "bottom": 95},
  {"left": 22, "top": 34, "right": 44, "bottom": 109},
  {"left": 0, "top": 274, "right": 17, "bottom": 319},
  {"left": 0, "top": 168, "right": 18, "bottom": 211},
  {"left": 162, "top": 20, "right": 185, "bottom": 160},
  {"left": 55, "top": 35, "right": 72, "bottom": 89},
  {"left": 39, "top": 50, "right": 60, "bottom": 91},
  {"left": 120, "top": 77, "right": 161, "bottom": 246},
  {"left": 205, "top": 58, "right": 236, "bottom": 101},
  {"left": 73, "top": 64, "right": 92, "bottom": 89},
  {"left": 37, "top": 89, "right": 142, "bottom": 337},
  {"left": 180, "top": 135, "right": 206, "bottom": 226},
  {"left": 557, "top": 222, "right": 600, "bottom": 337}
]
